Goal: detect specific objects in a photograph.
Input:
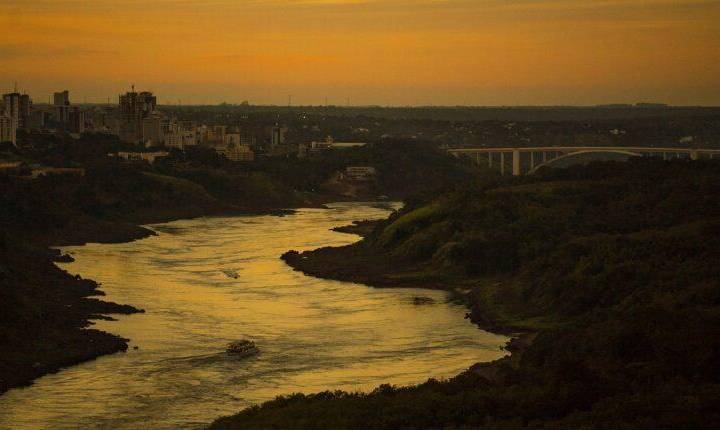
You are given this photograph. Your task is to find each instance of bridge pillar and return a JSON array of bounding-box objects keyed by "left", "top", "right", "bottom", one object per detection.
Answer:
[
  {"left": 512, "top": 150, "right": 521, "bottom": 176},
  {"left": 530, "top": 152, "right": 535, "bottom": 170},
  {"left": 500, "top": 152, "right": 505, "bottom": 176},
  {"left": 691, "top": 151, "right": 699, "bottom": 160},
  {"left": 488, "top": 153, "right": 493, "bottom": 168}
]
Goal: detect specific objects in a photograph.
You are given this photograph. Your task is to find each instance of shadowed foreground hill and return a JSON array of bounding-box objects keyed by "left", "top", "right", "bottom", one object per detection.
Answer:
[{"left": 212, "top": 159, "right": 720, "bottom": 429}]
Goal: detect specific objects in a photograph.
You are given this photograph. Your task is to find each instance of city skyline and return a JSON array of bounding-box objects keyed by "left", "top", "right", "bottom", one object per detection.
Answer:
[{"left": 1, "top": 0, "right": 719, "bottom": 106}]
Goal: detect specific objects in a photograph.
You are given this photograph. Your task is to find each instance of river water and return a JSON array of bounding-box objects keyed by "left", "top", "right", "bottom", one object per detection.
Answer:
[{"left": 0, "top": 203, "right": 508, "bottom": 430}]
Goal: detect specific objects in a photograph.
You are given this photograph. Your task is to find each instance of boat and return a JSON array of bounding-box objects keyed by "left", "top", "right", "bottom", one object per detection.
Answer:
[
  {"left": 221, "top": 269, "right": 239, "bottom": 279},
  {"left": 412, "top": 296, "right": 435, "bottom": 305},
  {"left": 226, "top": 340, "right": 259, "bottom": 356}
]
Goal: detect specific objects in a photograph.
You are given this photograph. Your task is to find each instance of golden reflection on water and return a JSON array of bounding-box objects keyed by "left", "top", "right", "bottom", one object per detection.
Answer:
[{"left": 0, "top": 203, "right": 508, "bottom": 430}]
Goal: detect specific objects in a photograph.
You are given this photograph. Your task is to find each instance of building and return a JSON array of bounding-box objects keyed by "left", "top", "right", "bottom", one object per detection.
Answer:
[
  {"left": 331, "top": 142, "right": 367, "bottom": 149},
  {"left": 164, "top": 130, "right": 196, "bottom": 150},
  {"left": 27, "top": 110, "right": 47, "bottom": 131},
  {"left": 204, "top": 125, "right": 227, "bottom": 145},
  {"left": 119, "top": 88, "right": 157, "bottom": 143},
  {"left": 224, "top": 133, "right": 242, "bottom": 146},
  {"left": 0, "top": 112, "right": 16, "bottom": 146},
  {"left": 2, "top": 93, "right": 20, "bottom": 133},
  {"left": 160, "top": 118, "right": 177, "bottom": 137},
  {"left": 53, "top": 90, "right": 70, "bottom": 106},
  {"left": 216, "top": 143, "right": 254, "bottom": 162},
  {"left": 30, "top": 167, "right": 86, "bottom": 179},
  {"left": 53, "top": 90, "right": 71, "bottom": 126},
  {"left": 113, "top": 151, "right": 169, "bottom": 164},
  {"left": 18, "top": 94, "right": 31, "bottom": 130},
  {"left": 69, "top": 107, "right": 85, "bottom": 134},
  {"left": 240, "top": 134, "right": 257, "bottom": 147},
  {"left": 178, "top": 119, "right": 195, "bottom": 132},
  {"left": 195, "top": 125, "right": 209, "bottom": 144},
  {"left": 300, "top": 136, "right": 367, "bottom": 157},
  {"left": 118, "top": 90, "right": 141, "bottom": 143},
  {"left": 142, "top": 115, "right": 163, "bottom": 146},
  {"left": 85, "top": 107, "right": 116, "bottom": 133},
  {"left": 269, "top": 125, "right": 287, "bottom": 149}
]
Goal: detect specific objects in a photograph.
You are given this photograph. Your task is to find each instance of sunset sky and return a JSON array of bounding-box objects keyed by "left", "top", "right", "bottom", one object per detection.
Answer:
[{"left": 1, "top": 0, "right": 719, "bottom": 105}]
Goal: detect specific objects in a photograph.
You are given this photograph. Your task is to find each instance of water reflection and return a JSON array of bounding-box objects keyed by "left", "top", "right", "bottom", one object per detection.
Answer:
[{"left": 0, "top": 203, "right": 508, "bottom": 430}]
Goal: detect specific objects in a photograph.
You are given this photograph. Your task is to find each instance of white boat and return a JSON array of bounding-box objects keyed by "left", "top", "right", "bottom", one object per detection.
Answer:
[{"left": 226, "top": 340, "right": 259, "bottom": 356}]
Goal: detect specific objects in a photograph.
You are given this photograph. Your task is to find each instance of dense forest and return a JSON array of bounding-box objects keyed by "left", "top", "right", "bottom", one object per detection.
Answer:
[{"left": 213, "top": 158, "right": 720, "bottom": 429}]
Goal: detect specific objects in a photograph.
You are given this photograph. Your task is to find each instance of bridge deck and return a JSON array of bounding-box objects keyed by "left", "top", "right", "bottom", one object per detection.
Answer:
[
  {"left": 448, "top": 146, "right": 720, "bottom": 154},
  {"left": 448, "top": 146, "right": 720, "bottom": 176}
]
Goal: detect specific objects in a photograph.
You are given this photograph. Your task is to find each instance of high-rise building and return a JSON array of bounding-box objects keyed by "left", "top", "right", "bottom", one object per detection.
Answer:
[
  {"left": 142, "top": 115, "right": 163, "bottom": 146},
  {"left": 0, "top": 112, "right": 16, "bottom": 146},
  {"left": 53, "top": 90, "right": 70, "bottom": 106},
  {"left": 69, "top": 107, "right": 85, "bottom": 134},
  {"left": 2, "top": 93, "right": 20, "bottom": 131},
  {"left": 18, "top": 94, "right": 31, "bottom": 130},
  {"left": 138, "top": 91, "right": 156, "bottom": 114},
  {"left": 53, "top": 90, "right": 70, "bottom": 125},
  {"left": 28, "top": 109, "right": 48, "bottom": 131},
  {"left": 119, "top": 89, "right": 157, "bottom": 143}
]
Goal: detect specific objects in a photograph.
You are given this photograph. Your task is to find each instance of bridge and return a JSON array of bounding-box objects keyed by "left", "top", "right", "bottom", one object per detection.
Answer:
[{"left": 448, "top": 146, "right": 720, "bottom": 176}]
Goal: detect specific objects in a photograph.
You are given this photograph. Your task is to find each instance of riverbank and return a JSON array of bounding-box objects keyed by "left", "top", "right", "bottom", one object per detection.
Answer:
[
  {"left": 1, "top": 202, "right": 501, "bottom": 430},
  {"left": 0, "top": 244, "right": 144, "bottom": 394},
  {"left": 1, "top": 136, "right": 477, "bottom": 397},
  {"left": 0, "top": 199, "right": 301, "bottom": 395},
  {"left": 281, "top": 244, "right": 536, "bottom": 378},
  {"left": 210, "top": 159, "right": 720, "bottom": 429},
  {"left": 331, "top": 219, "right": 382, "bottom": 237}
]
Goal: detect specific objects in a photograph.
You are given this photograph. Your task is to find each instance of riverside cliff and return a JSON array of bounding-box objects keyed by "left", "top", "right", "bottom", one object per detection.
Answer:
[{"left": 212, "top": 158, "right": 720, "bottom": 429}]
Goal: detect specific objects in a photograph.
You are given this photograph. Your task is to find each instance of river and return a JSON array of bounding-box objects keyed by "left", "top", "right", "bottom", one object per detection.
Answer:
[{"left": 0, "top": 202, "right": 508, "bottom": 429}]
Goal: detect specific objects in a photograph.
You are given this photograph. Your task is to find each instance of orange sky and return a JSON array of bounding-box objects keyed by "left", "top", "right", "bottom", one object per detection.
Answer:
[{"left": 1, "top": 0, "right": 719, "bottom": 105}]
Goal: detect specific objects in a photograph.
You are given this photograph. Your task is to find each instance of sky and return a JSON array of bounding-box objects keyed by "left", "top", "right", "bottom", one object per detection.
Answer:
[{"left": 1, "top": 0, "right": 719, "bottom": 106}]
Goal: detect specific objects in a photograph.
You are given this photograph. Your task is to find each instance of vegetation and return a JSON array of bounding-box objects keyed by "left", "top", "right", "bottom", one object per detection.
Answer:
[
  {"left": 214, "top": 158, "right": 720, "bottom": 429},
  {"left": 250, "top": 139, "right": 479, "bottom": 200},
  {"left": 0, "top": 133, "right": 475, "bottom": 394},
  {"left": 0, "top": 238, "right": 140, "bottom": 394}
]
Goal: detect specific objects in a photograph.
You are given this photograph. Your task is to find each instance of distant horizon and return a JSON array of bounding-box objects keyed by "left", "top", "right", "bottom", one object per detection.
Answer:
[
  {"left": 7, "top": 85, "right": 720, "bottom": 108},
  {"left": 22, "top": 100, "right": 720, "bottom": 109},
  {"left": 4, "top": 1, "right": 719, "bottom": 106}
]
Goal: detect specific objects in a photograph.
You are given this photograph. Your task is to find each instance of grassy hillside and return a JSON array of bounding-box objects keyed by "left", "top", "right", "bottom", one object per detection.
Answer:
[{"left": 214, "top": 158, "right": 720, "bottom": 429}]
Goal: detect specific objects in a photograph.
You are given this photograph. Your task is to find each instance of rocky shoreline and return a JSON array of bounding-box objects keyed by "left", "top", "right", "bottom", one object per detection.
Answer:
[
  {"left": 331, "top": 220, "right": 382, "bottom": 237},
  {"left": 0, "top": 205, "right": 299, "bottom": 396},
  {"left": 281, "top": 243, "right": 536, "bottom": 381},
  {"left": 0, "top": 247, "right": 143, "bottom": 394}
]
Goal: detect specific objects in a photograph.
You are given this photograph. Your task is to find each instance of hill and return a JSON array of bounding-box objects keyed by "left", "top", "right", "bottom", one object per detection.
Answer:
[{"left": 213, "top": 158, "right": 720, "bottom": 429}]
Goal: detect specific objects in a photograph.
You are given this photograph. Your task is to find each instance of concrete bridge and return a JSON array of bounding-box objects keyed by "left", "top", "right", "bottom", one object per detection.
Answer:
[{"left": 448, "top": 146, "right": 720, "bottom": 176}]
